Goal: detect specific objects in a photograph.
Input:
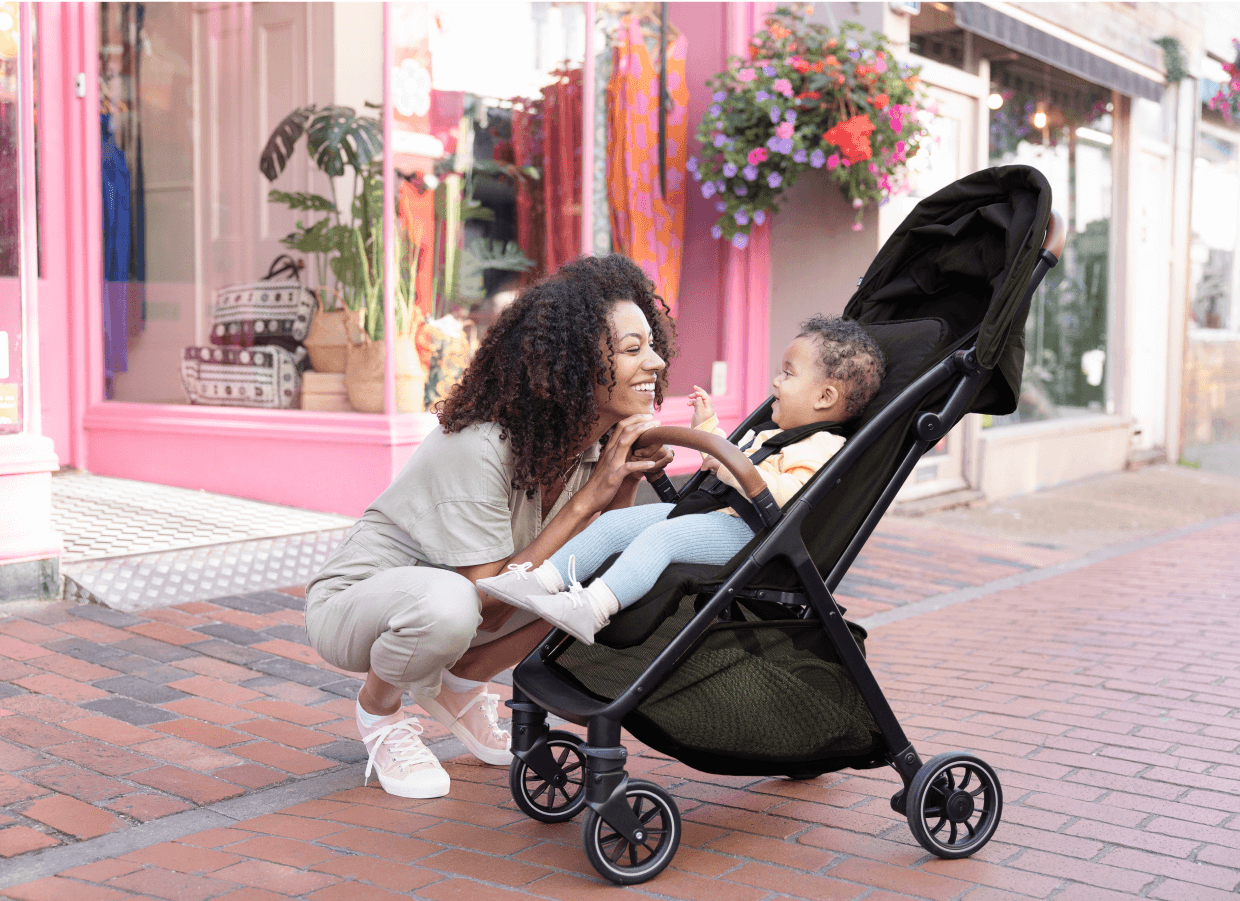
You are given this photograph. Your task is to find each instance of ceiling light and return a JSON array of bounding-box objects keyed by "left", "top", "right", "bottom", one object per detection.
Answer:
[{"left": 988, "top": 93, "right": 1004, "bottom": 110}]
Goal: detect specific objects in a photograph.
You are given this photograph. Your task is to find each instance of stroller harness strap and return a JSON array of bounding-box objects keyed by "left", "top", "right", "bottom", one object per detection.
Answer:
[{"left": 667, "top": 419, "right": 846, "bottom": 532}]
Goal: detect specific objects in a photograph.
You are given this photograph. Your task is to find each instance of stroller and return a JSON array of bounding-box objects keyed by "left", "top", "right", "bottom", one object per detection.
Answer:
[{"left": 504, "top": 166, "right": 1065, "bottom": 884}]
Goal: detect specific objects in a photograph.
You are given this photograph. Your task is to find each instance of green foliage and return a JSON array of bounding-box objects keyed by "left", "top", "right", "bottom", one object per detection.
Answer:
[
  {"left": 458, "top": 239, "right": 534, "bottom": 301},
  {"left": 1153, "top": 36, "right": 1187, "bottom": 85}
]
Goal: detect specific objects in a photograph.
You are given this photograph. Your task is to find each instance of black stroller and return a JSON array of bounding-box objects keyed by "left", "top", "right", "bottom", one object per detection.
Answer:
[{"left": 504, "top": 166, "right": 1065, "bottom": 884}]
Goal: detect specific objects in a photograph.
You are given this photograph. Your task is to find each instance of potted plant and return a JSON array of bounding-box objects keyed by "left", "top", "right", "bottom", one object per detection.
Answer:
[
  {"left": 690, "top": 7, "right": 931, "bottom": 243},
  {"left": 260, "top": 104, "right": 424, "bottom": 411}
]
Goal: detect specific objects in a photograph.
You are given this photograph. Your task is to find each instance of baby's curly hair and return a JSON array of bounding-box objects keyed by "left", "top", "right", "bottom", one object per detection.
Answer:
[
  {"left": 438, "top": 255, "right": 675, "bottom": 492},
  {"left": 798, "top": 316, "right": 886, "bottom": 419}
]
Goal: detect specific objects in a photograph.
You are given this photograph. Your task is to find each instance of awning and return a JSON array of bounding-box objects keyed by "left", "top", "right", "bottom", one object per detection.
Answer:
[{"left": 955, "top": 3, "right": 1165, "bottom": 102}]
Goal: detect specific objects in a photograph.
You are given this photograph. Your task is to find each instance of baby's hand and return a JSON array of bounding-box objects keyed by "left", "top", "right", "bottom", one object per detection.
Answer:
[{"left": 688, "top": 385, "right": 715, "bottom": 428}]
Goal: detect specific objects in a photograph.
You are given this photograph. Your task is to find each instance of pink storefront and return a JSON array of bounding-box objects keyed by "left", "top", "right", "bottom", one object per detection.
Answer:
[{"left": 0, "top": 3, "right": 776, "bottom": 595}]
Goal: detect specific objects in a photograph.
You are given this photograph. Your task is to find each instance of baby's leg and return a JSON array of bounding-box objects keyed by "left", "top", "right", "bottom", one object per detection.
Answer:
[
  {"left": 598, "top": 512, "right": 756, "bottom": 610},
  {"left": 548, "top": 503, "right": 674, "bottom": 585}
]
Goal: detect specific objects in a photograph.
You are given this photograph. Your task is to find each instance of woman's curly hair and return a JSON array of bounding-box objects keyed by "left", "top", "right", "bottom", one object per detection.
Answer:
[{"left": 437, "top": 255, "right": 675, "bottom": 493}]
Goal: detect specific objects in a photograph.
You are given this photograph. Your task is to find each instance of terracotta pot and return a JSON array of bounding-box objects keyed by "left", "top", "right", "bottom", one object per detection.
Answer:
[
  {"left": 303, "top": 307, "right": 362, "bottom": 373},
  {"left": 343, "top": 318, "right": 426, "bottom": 413}
]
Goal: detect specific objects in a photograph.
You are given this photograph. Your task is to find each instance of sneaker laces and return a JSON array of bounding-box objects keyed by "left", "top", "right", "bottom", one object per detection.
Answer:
[
  {"left": 362, "top": 716, "right": 438, "bottom": 786},
  {"left": 504, "top": 562, "right": 535, "bottom": 579},
  {"left": 472, "top": 692, "right": 508, "bottom": 743}
]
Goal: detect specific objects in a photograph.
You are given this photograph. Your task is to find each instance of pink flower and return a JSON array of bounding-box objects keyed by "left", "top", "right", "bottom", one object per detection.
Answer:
[
  {"left": 827, "top": 153, "right": 841, "bottom": 170},
  {"left": 852, "top": 197, "right": 864, "bottom": 209},
  {"left": 775, "top": 121, "right": 794, "bottom": 140},
  {"left": 851, "top": 222, "right": 864, "bottom": 231},
  {"left": 896, "top": 140, "right": 907, "bottom": 156},
  {"left": 772, "top": 78, "right": 793, "bottom": 97},
  {"left": 738, "top": 68, "right": 757, "bottom": 83},
  {"left": 747, "top": 147, "right": 769, "bottom": 165}
]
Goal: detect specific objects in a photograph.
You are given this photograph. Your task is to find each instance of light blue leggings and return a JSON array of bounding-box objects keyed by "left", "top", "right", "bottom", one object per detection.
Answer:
[{"left": 548, "top": 503, "right": 756, "bottom": 609}]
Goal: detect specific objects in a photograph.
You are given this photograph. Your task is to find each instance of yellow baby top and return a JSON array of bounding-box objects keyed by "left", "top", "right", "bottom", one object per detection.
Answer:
[{"left": 694, "top": 414, "right": 846, "bottom": 515}]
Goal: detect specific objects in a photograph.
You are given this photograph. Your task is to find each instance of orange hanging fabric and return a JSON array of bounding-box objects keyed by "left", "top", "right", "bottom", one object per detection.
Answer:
[
  {"left": 542, "top": 67, "right": 584, "bottom": 273},
  {"left": 398, "top": 179, "right": 436, "bottom": 320},
  {"left": 607, "top": 16, "right": 688, "bottom": 316}
]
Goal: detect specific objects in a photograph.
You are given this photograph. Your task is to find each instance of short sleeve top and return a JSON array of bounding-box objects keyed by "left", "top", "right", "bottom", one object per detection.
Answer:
[{"left": 364, "top": 423, "right": 600, "bottom": 569}]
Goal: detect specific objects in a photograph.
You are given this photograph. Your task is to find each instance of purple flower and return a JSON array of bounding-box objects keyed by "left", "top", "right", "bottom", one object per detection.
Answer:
[
  {"left": 716, "top": 181, "right": 726, "bottom": 192},
  {"left": 767, "top": 135, "right": 781, "bottom": 151},
  {"left": 712, "top": 91, "right": 726, "bottom": 102},
  {"left": 723, "top": 162, "right": 738, "bottom": 178},
  {"left": 702, "top": 182, "right": 717, "bottom": 198},
  {"left": 742, "top": 165, "right": 758, "bottom": 181},
  {"left": 713, "top": 134, "right": 727, "bottom": 147},
  {"left": 692, "top": 169, "right": 702, "bottom": 182},
  {"left": 710, "top": 104, "right": 722, "bottom": 117},
  {"left": 755, "top": 90, "right": 770, "bottom": 102},
  {"left": 732, "top": 232, "right": 750, "bottom": 249},
  {"left": 793, "top": 149, "right": 808, "bottom": 163},
  {"left": 762, "top": 66, "right": 776, "bottom": 77},
  {"left": 753, "top": 209, "right": 766, "bottom": 225},
  {"left": 768, "top": 172, "right": 783, "bottom": 189},
  {"left": 711, "top": 224, "right": 723, "bottom": 239},
  {"left": 777, "top": 137, "right": 795, "bottom": 154},
  {"left": 784, "top": 109, "right": 797, "bottom": 123},
  {"left": 715, "top": 200, "right": 727, "bottom": 213},
  {"left": 810, "top": 149, "right": 826, "bottom": 168},
  {"left": 686, "top": 157, "right": 698, "bottom": 172},
  {"left": 734, "top": 209, "right": 749, "bottom": 225},
  {"left": 770, "top": 107, "right": 782, "bottom": 123},
  {"left": 735, "top": 184, "right": 748, "bottom": 196}
]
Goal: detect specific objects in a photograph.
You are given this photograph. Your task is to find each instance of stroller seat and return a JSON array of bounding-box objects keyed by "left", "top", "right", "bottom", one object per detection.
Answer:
[{"left": 504, "top": 165, "right": 1066, "bottom": 885}]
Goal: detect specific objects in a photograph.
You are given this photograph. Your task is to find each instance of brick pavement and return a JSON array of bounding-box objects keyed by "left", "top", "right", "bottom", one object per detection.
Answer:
[{"left": 0, "top": 515, "right": 1237, "bottom": 899}]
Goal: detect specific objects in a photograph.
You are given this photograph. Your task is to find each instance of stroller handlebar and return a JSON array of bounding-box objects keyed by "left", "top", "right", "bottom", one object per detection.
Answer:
[{"left": 636, "top": 426, "right": 768, "bottom": 499}]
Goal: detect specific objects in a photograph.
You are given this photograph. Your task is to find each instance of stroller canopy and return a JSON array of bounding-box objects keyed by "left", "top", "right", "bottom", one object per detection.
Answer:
[{"left": 843, "top": 165, "right": 1053, "bottom": 415}]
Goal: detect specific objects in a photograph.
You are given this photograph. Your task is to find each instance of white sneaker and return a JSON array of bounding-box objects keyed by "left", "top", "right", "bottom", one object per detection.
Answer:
[
  {"left": 477, "top": 560, "right": 566, "bottom": 610},
  {"left": 359, "top": 709, "right": 450, "bottom": 798},
  {"left": 521, "top": 581, "right": 612, "bottom": 646},
  {"left": 420, "top": 686, "right": 513, "bottom": 766}
]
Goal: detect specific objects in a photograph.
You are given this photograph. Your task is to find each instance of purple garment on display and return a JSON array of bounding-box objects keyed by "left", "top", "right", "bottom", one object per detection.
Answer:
[{"left": 101, "top": 115, "right": 131, "bottom": 394}]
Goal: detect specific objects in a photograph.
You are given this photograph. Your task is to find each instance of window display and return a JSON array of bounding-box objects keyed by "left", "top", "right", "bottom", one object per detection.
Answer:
[
  {"left": 0, "top": 2, "right": 27, "bottom": 434},
  {"left": 987, "top": 60, "right": 1112, "bottom": 424}
]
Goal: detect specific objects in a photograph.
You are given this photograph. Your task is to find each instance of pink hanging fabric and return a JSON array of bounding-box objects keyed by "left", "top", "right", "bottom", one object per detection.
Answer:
[{"left": 541, "top": 67, "right": 583, "bottom": 273}]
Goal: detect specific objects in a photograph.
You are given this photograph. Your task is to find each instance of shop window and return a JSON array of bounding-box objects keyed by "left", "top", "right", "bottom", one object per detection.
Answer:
[
  {"left": 986, "top": 61, "right": 1113, "bottom": 424},
  {"left": 0, "top": 2, "right": 31, "bottom": 434},
  {"left": 1190, "top": 127, "right": 1240, "bottom": 330},
  {"left": 100, "top": 1, "right": 728, "bottom": 412}
]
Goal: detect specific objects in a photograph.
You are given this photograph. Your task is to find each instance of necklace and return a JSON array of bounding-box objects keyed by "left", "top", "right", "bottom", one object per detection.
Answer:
[{"left": 558, "top": 452, "right": 584, "bottom": 486}]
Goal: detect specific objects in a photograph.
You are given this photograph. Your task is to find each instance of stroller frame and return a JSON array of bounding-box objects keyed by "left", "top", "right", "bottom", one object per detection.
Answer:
[{"left": 506, "top": 204, "right": 1066, "bottom": 884}]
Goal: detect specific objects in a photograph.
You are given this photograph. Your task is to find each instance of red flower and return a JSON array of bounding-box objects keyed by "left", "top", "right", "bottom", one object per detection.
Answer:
[
  {"left": 872, "top": 93, "right": 890, "bottom": 111},
  {"left": 823, "top": 114, "right": 875, "bottom": 164}
]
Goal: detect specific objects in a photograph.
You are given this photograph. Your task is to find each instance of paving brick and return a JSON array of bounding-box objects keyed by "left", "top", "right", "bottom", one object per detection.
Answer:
[
  {"left": 0, "top": 876, "right": 131, "bottom": 901},
  {"left": 0, "top": 741, "right": 47, "bottom": 772},
  {"left": 318, "top": 826, "right": 441, "bottom": 862},
  {"left": 238, "top": 699, "right": 338, "bottom": 726},
  {"left": 221, "top": 835, "right": 339, "bottom": 869},
  {"left": 51, "top": 618, "right": 134, "bottom": 644},
  {"left": 27, "top": 652, "right": 121, "bottom": 683},
  {"left": 0, "top": 773, "right": 47, "bottom": 805},
  {"left": 183, "top": 639, "right": 272, "bottom": 666},
  {"left": 125, "top": 621, "right": 208, "bottom": 647},
  {"left": 230, "top": 740, "right": 336, "bottom": 775},
  {"left": 149, "top": 718, "right": 249, "bottom": 748},
  {"left": 1096, "top": 847, "right": 1239, "bottom": 890},
  {"left": 26, "top": 764, "right": 132, "bottom": 802},
  {"left": 232, "top": 717, "right": 336, "bottom": 749},
  {"left": 209, "top": 860, "right": 343, "bottom": 897},
  {"left": 169, "top": 655, "right": 264, "bottom": 684},
  {"left": 105, "top": 867, "right": 239, "bottom": 901},
  {"left": 1008, "top": 849, "right": 1156, "bottom": 894},
  {"left": 79, "top": 697, "right": 179, "bottom": 726},
  {"left": 130, "top": 737, "right": 245, "bottom": 772},
  {"left": 232, "top": 813, "right": 348, "bottom": 842},
  {"left": 111, "top": 636, "right": 196, "bottom": 663},
  {"left": 306, "top": 881, "right": 414, "bottom": 901},
  {"left": 129, "top": 765, "right": 246, "bottom": 804},
  {"left": 0, "top": 715, "right": 79, "bottom": 748},
  {"left": 103, "top": 793, "right": 194, "bottom": 821},
  {"left": 21, "top": 793, "right": 125, "bottom": 838},
  {"left": 413, "top": 879, "right": 552, "bottom": 901},
  {"left": 0, "top": 636, "right": 54, "bottom": 661},
  {"left": 421, "top": 848, "right": 552, "bottom": 887},
  {"left": 56, "top": 858, "right": 145, "bottom": 882},
  {"left": 166, "top": 675, "right": 264, "bottom": 706},
  {"left": 311, "top": 857, "right": 440, "bottom": 893},
  {"left": 49, "top": 739, "right": 156, "bottom": 776},
  {"left": 722, "top": 861, "right": 867, "bottom": 900},
  {"left": 122, "top": 841, "right": 244, "bottom": 873},
  {"left": 213, "top": 764, "right": 290, "bottom": 790},
  {"left": 2, "top": 693, "right": 93, "bottom": 723},
  {"left": 159, "top": 696, "right": 256, "bottom": 725},
  {"left": 249, "top": 655, "right": 341, "bottom": 688},
  {"left": 0, "top": 825, "right": 59, "bottom": 857}
]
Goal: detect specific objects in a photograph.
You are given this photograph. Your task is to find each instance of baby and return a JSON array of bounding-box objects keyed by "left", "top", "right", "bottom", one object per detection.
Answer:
[{"left": 478, "top": 316, "right": 885, "bottom": 644}]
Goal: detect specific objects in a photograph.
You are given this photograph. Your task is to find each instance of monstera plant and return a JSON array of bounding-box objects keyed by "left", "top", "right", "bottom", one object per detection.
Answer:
[{"left": 259, "top": 104, "right": 395, "bottom": 340}]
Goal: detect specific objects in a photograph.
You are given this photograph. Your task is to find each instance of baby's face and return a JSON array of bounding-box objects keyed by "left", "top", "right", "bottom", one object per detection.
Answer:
[{"left": 771, "top": 336, "right": 840, "bottom": 429}]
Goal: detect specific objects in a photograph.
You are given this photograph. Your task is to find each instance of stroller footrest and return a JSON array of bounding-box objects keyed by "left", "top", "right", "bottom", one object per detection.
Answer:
[{"left": 514, "top": 654, "right": 612, "bottom": 726}]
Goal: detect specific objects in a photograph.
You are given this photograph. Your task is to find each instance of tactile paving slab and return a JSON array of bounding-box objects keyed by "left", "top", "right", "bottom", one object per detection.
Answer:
[{"left": 51, "top": 471, "right": 355, "bottom": 611}]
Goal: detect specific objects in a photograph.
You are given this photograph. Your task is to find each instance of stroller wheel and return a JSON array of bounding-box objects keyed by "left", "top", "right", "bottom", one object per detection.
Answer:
[
  {"left": 582, "top": 779, "right": 680, "bottom": 885},
  {"left": 510, "top": 730, "right": 588, "bottom": 823},
  {"left": 906, "top": 752, "right": 1002, "bottom": 859}
]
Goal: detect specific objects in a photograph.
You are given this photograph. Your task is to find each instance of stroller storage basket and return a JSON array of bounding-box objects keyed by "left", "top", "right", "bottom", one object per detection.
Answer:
[{"left": 549, "top": 595, "right": 882, "bottom": 773}]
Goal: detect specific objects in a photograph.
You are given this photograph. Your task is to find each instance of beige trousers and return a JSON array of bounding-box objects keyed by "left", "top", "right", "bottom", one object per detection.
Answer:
[{"left": 304, "top": 527, "right": 538, "bottom": 696}]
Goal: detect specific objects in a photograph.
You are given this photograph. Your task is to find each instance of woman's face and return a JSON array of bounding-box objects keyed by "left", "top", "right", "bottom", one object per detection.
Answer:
[{"left": 595, "top": 300, "right": 666, "bottom": 422}]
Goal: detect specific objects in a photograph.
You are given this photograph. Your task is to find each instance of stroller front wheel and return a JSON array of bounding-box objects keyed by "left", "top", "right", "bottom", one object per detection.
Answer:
[
  {"left": 906, "top": 752, "right": 1003, "bottom": 859},
  {"left": 510, "top": 730, "right": 588, "bottom": 823},
  {"left": 582, "top": 780, "right": 680, "bottom": 884}
]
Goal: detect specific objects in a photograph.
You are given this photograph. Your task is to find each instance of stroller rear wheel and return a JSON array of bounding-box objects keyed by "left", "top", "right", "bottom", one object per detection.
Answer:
[
  {"left": 906, "top": 752, "right": 1002, "bottom": 859},
  {"left": 510, "top": 730, "right": 587, "bottom": 823},
  {"left": 582, "top": 779, "right": 680, "bottom": 884}
]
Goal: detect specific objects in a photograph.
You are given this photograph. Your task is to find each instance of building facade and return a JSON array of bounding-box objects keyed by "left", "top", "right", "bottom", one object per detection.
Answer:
[{"left": 1, "top": 1, "right": 1235, "bottom": 595}]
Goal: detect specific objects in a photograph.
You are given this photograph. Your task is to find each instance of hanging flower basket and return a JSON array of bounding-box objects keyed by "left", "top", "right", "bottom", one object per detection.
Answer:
[
  {"left": 689, "top": 6, "right": 930, "bottom": 245},
  {"left": 1208, "top": 39, "right": 1240, "bottom": 123}
]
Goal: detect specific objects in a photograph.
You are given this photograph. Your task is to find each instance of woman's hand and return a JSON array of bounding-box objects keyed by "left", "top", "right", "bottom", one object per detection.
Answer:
[
  {"left": 573, "top": 413, "right": 661, "bottom": 514},
  {"left": 628, "top": 441, "right": 674, "bottom": 478}
]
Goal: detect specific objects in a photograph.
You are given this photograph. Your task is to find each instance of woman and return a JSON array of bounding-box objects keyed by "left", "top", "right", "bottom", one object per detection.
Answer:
[{"left": 305, "top": 255, "right": 674, "bottom": 798}]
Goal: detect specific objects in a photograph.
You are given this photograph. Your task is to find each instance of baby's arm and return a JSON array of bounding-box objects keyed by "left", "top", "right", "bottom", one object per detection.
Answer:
[
  {"left": 688, "top": 386, "right": 715, "bottom": 429},
  {"left": 715, "top": 432, "right": 846, "bottom": 507}
]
